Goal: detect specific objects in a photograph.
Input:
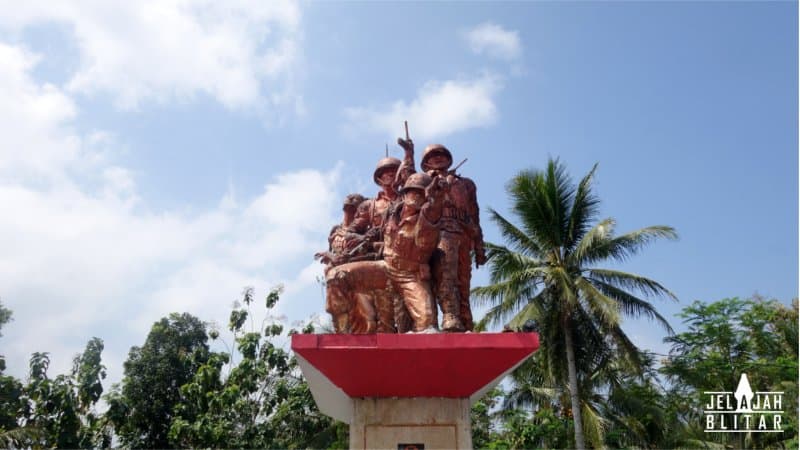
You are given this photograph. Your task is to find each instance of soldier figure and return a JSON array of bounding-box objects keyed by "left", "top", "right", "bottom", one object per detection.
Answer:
[
  {"left": 383, "top": 173, "right": 446, "bottom": 332},
  {"left": 422, "top": 144, "right": 487, "bottom": 331},
  {"left": 349, "top": 152, "right": 414, "bottom": 244},
  {"left": 347, "top": 153, "right": 415, "bottom": 332},
  {"left": 316, "top": 193, "right": 370, "bottom": 268},
  {"left": 315, "top": 193, "right": 377, "bottom": 333}
]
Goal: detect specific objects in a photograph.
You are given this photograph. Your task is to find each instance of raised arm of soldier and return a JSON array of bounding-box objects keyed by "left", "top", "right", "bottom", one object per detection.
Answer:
[{"left": 394, "top": 126, "right": 417, "bottom": 192}]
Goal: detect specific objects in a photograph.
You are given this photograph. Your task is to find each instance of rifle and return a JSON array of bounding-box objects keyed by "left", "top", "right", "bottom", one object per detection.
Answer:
[
  {"left": 347, "top": 239, "right": 368, "bottom": 257},
  {"left": 448, "top": 158, "right": 468, "bottom": 175}
]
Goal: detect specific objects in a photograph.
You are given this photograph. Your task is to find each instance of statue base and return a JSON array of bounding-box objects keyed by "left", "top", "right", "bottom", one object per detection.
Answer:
[{"left": 292, "top": 332, "right": 539, "bottom": 449}]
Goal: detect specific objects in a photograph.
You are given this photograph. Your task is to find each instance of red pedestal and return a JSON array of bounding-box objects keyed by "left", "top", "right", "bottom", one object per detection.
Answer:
[{"left": 292, "top": 332, "right": 539, "bottom": 423}]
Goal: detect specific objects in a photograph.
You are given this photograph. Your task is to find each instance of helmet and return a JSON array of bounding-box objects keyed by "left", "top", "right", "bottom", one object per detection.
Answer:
[
  {"left": 400, "top": 172, "right": 432, "bottom": 193},
  {"left": 343, "top": 193, "right": 365, "bottom": 208},
  {"left": 373, "top": 157, "right": 401, "bottom": 185},
  {"left": 421, "top": 144, "right": 452, "bottom": 172}
]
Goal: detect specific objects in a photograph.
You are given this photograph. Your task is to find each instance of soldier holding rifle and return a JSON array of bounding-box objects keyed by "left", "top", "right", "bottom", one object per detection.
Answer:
[
  {"left": 383, "top": 172, "right": 447, "bottom": 332},
  {"left": 315, "top": 193, "right": 380, "bottom": 333},
  {"left": 422, "top": 144, "right": 487, "bottom": 331}
]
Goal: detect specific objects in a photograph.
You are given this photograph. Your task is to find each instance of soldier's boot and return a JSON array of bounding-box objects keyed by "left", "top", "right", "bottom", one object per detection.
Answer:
[
  {"left": 375, "top": 289, "right": 396, "bottom": 333},
  {"left": 393, "top": 293, "right": 412, "bottom": 333},
  {"left": 355, "top": 293, "right": 377, "bottom": 334},
  {"left": 441, "top": 312, "right": 465, "bottom": 332},
  {"left": 439, "top": 288, "right": 465, "bottom": 332},
  {"left": 333, "top": 313, "right": 350, "bottom": 333},
  {"left": 459, "top": 296, "right": 474, "bottom": 331}
]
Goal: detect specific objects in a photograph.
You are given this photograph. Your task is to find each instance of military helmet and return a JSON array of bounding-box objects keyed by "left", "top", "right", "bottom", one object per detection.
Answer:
[
  {"left": 420, "top": 144, "right": 453, "bottom": 171},
  {"left": 343, "top": 193, "right": 366, "bottom": 208},
  {"left": 373, "top": 157, "right": 401, "bottom": 185},
  {"left": 400, "top": 172, "right": 432, "bottom": 193}
]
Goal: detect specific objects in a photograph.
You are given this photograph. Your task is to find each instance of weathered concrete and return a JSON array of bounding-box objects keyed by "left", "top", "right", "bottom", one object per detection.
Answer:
[{"left": 350, "top": 397, "right": 472, "bottom": 450}]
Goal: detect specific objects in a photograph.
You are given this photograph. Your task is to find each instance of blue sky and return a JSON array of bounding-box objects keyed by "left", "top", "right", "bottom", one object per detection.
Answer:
[{"left": 0, "top": 1, "right": 796, "bottom": 388}]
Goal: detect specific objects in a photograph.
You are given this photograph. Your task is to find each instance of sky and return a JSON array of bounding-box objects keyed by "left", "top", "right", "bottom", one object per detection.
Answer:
[{"left": 0, "top": 1, "right": 796, "bottom": 390}]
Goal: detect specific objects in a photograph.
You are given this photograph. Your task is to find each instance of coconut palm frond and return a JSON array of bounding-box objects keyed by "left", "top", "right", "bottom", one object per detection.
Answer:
[
  {"left": 575, "top": 276, "right": 621, "bottom": 328},
  {"left": 587, "top": 268, "right": 678, "bottom": 301},
  {"left": 589, "top": 278, "right": 675, "bottom": 334},
  {"left": 565, "top": 163, "right": 600, "bottom": 251},
  {"left": 579, "top": 225, "right": 678, "bottom": 266},
  {"left": 489, "top": 209, "right": 543, "bottom": 257},
  {"left": 568, "top": 218, "right": 615, "bottom": 265}
]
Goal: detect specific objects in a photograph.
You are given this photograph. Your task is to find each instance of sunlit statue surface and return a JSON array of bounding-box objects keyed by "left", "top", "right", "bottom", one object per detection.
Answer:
[
  {"left": 421, "top": 144, "right": 486, "bottom": 331},
  {"left": 383, "top": 173, "right": 446, "bottom": 332},
  {"left": 315, "top": 122, "right": 485, "bottom": 333}
]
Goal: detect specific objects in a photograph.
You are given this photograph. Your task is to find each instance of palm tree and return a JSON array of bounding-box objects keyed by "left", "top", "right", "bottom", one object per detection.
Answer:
[{"left": 473, "top": 159, "right": 677, "bottom": 449}]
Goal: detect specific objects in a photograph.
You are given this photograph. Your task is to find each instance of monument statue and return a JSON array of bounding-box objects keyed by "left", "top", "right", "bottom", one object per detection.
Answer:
[
  {"left": 300, "top": 123, "right": 539, "bottom": 450},
  {"left": 315, "top": 123, "right": 485, "bottom": 333}
]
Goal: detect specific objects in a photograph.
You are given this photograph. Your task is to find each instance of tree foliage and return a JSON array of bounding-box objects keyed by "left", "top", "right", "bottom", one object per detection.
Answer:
[
  {"left": 1, "top": 339, "right": 109, "bottom": 448},
  {"left": 0, "top": 300, "right": 11, "bottom": 338},
  {"left": 478, "top": 297, "right": 798, "bottom": 450},
  {"left": 662, "top": 297, "right": 798, "bottom": 449},
  {"left": 106, "top": 312, "right": 210, "bottom": 448},
  {"left": 167, "top": 286, "right": 346, "bottom": 449},
  {"left": 0, "top": 299, "right": 11, "bottom": 373}
]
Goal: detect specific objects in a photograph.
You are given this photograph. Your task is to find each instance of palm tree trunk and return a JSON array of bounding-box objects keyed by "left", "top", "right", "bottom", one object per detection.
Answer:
[{"left": 564, "top": 318, "right": 586, "bottom": 450}]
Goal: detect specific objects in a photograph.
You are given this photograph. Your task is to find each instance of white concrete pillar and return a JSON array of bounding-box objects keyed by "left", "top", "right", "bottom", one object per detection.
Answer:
[{"left": 349, "top": 397, "right": 472, "bottom": 450}]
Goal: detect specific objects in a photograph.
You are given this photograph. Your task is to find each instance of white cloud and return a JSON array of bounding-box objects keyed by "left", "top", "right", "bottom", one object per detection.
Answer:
[
  {"left": 464, "top": 22, "right": 522, "bottom": 61},
  {"left": 0, "top": 43, "right": 79, "bottom": 182},
  {"left": 0, "top": 42, "right": 337, "bottom": 383},
  {"left": 0, "top": 168, "right": 339, "bottom": 378},
  {"left": 0, "top": 0, "right": 303, "bottom": 111},
  {"left": 344, "top": 75, "right": 501, "bottom": 141}
]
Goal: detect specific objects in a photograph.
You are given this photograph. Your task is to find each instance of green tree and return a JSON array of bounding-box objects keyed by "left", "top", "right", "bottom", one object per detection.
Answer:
[
  {"left": 0, "top": 300, "right": 24, "bottom": 445},
  {"left": 168, "top": 287, "right": 346, "bottom": 449},
  {"left": 473, "top": 159, "right": 677, "bottom": 449},
  {"left": 0, "top": 300, "right": 11, "bottom": 337},
  {"left": 662, "top": 297, "right": 798, "bottom": 449},
  {"left": 0, "top": 304, "right": 109, "bottom": 448},
  {"left": 107, "top": 312, "right": 210, "bottom": 448},
  {"left": 471, "top": 387, "right": 504, "bottom": 448},
  {"left": 10, "top": 339, "right": 110, "bottom": 448},
  {"left": 600, "top": 352, "right": 674, "bottom": 448},
  {"left": 0, "top": 299, "right": 11, "bottom": 372}
]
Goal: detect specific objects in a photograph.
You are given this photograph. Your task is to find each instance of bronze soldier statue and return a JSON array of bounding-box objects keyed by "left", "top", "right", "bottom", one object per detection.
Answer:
[
  {"left": 422, "top": 144, "right": 487, "bottom": 331},
  {"left": 316, "top": 122, "right": 489, "bottom": 335},
  {"left": 346, "top": 150, "right": 416, "bottom": 332},
  {"left": 318, "top": 148, "right": 415, "bottom": 334},
  {"left": 315, "top": 193, "right": 370, "bottom": 267},
  {"left": 315, "top": 193, "right": 381, "bottom": 333},
  {"left": 349, "top": 148, "right": 414, "bottom": 243},
  {"left": 383, "top": 172, "right": 446, "bottom": 332}
]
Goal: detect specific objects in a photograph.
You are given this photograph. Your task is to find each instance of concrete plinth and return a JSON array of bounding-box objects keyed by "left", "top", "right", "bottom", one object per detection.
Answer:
[
  {"left": 350, "top": 397, "right": 471, "bottom": 450},
  {"left": 292, "top": 333, "right": 539, "bottom": 449}
]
